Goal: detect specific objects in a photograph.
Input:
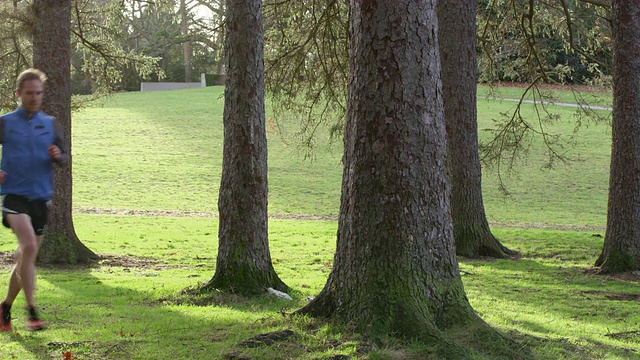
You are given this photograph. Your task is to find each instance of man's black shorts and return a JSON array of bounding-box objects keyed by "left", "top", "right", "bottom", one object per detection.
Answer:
[{"left": 1, "top": 194, "right": 49, "bottom": 235}]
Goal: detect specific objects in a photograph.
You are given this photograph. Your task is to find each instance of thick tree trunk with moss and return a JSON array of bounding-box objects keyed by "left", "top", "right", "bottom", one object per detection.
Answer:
[
  {"left": 32, "top": 0, "right": 98, "bottom": 264},
  {"left": 438, "top": 0, "right": 515, "bottom": 259},
  {"left": 298, "top": 2, "right": 522, "bottom": 357},
  {"left": 596, "top": 1, "right": 640, "bottom": 273},
  {"left": 202, "top": 0, "right": 288, "bottom": 295}
]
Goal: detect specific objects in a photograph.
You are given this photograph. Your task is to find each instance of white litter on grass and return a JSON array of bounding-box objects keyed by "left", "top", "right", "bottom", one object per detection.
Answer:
[
  {"left": 267, "top": 287, "right": 293, "bottom": 300},
  {"left": 632, "top": 271, "right": 640, "bottom": 276}
]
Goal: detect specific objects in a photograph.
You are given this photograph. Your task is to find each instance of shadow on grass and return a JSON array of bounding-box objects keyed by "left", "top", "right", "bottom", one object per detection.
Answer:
[
  {"left": 5, "top": 248, "right": 638, "bottom": 359},
  {"left": 506, "top": 328, "right": 640, "bottom": 360},
  {"left": 0, "top": 252, "right": 287, "bottom": 360},
  {"left": 460, "top": 257, "right": 640, "bottom": 359}
]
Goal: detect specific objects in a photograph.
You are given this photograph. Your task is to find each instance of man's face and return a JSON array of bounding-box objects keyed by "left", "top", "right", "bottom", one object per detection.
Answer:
[{"left": 17, "top": 79, "right": 44, "bottom": 114}]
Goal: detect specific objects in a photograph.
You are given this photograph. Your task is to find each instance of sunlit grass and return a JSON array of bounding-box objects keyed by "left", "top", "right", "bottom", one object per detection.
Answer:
[
  {"left": 72, "top": 86, "right": 614, "bottom": 229},
  {"left": 1, "top": 218, "right": 638, "bottom": 359},
  {"left": 0, "top": 85, "right": 634, "bottom": 359}
]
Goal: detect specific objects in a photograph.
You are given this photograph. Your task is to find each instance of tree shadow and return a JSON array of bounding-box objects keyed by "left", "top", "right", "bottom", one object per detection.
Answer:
[
  {"left": 459, "top": 256, "right": 640, "bottom": 358},
  {"left": 0, "top": 251, "right": 292, "bottom": 359},
  {"left": 506, "top": 327, "right": 640, "bottom": 360}
]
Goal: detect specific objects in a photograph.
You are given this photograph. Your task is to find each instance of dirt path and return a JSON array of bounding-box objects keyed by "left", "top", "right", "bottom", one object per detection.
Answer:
[
  {"left": 481, "top": 81, "right": 612, "bottom": 110},
  {"left": 495, "top": 97, "right": 611, "bottom": 111},
  {"left": 76, "top": 208, "right": 605, "bottom": 232},
  {"left": 77, "top": 208, "right": 337, "bottom": 221}
]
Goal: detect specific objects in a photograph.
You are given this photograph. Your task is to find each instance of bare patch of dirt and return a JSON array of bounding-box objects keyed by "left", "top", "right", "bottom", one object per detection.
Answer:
[
  {"left": 524, "top": 251, "right": 571, "bottom": 261},
  {"left": 97, "top": 254, "right": 185, "bottom": 271},
  {"left": 489, "top": 221, "right": 605, "bottom": 232},
  {"left": 583, "top": 267, "right": 640, "bottom": 283},
  {"left": 0, "top": 251, "right": 14, "bottom": 269},
  {"left": 610, "top": 272, "right": 640, "bottom": 282},
  {"left": 79, "top": 208, "right": 217, "bottom": 218},
  {"left": 236, "top": 329, "right": 296, "bottom": 348},
  {"left": 77, "top": 208, "right": 337, "bottom": 221},
  {"left": 580, "top": 289, "right": 640, "bottom": 302},
  {"left": 605, "top": 330, "right": 640, "bottom": 340},
  {"left": 48, "top": 341, "right": 95, "bottom": 349},
  {"left": 223, "top": 351, "right": 251, "bottom": 360},
  {"left": 158, "top": 286, "right": 255, "bottom": 308},
  {"left": 79, "top": 207, "right": 609, "bottom": 231},
  {"left": 0, "top": 251, "right": 183, "bottom": 271}
]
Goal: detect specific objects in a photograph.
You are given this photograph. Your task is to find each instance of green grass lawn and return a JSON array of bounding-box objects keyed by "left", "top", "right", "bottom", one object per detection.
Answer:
[
  {"left": 71, "top": 85, "right": 614, "bottom": 228},
  {"left": 0, "top": 85, "right": 637, "bottom": 360}
]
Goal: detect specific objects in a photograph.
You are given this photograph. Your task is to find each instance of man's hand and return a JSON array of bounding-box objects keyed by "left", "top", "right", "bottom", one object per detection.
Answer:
[
  {"left": 48, "top": 144, "right": 62, "bottom": 161},
  {"left": 0, "top": 171, "right": 6, "bottom": 184}
]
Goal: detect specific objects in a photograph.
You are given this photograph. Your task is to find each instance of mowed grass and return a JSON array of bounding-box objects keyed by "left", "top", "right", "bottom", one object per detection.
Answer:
[
  {"left": 71, "top": 87, "right": 342, "bottom": 217},
  {"left": 1, "top": 85, "right": 638, "bottom": 359},
  {"left": 71, "top": 85, "right": 613, "bottom": 228},
  {"left": 477, "top": 88, "right": 613, "bottom": 230}
]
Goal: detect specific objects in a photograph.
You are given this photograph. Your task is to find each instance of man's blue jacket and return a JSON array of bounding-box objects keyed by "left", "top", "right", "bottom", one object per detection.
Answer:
[{"left": 0, "top": 107, "right": 67, "bottom": 201}]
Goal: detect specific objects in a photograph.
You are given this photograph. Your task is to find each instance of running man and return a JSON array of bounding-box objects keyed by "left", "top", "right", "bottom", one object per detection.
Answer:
[{"left": 0, "top": 68, "right": 67, "bottom": 331}]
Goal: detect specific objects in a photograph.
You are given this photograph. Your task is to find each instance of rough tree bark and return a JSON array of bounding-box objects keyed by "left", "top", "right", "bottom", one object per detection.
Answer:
[
  {"left": 297, "top": 1, "right": 522, "bottom": 357},
  {"left": 32, "top": 0, "right": 98, "bottom": 264},
  {"left": 595, "top": 0, "right": 640, "bottom": 273},
  {"left": 438, "top": 0, "right": 516, "bottom": 259},
  {"left": 202, "top": 0, "right": 288, "bottom": 295}
]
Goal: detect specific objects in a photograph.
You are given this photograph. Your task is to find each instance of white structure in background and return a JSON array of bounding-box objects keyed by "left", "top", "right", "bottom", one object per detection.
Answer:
[{"left": 140, "top": 73, "right": 207, "bottom": 92}]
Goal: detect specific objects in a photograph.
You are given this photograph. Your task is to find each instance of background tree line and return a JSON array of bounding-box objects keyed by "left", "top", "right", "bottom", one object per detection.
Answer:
[
  {"left": 477, "top": 0, "right": 612, "bottom": 86},
  {"left": 0, "top": 0, "right": 613, "bottom": 105},
  {"left": 0, "top": 0, "right": 224, "bottom": 106}
]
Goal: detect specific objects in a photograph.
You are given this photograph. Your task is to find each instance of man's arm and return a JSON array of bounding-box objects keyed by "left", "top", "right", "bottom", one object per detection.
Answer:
[
  {"left": 0, "top": 118, "right": 5, "bottom": 184},
  {"left": 0, "top": 117, "right": 5, "bottom": 144},
  {"left": 51, "top": 118, "right": 68, "bottom": 166}
]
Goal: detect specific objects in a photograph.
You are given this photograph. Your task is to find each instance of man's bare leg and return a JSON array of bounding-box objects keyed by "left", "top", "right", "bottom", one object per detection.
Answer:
[
  {"left": 3, "top": 214, "right": 40, "bottom": 309},
  {"left": 3, "top": 248, "right": 24, "bottom": 306}
]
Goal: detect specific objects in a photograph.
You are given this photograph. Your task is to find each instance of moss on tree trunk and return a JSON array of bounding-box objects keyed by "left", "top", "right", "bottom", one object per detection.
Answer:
[
  {"left": 38, "top": 230, "right": 99, "bottom": 265},
  {"left": 200, "top": 0, "right": 287, "bottom": 296},
  {"left": 438, "top": 0, "right": 515, "bottom": 259},
  {"left": 297, "top": 1, "right": 526, "bottom": 358},
  {"left": 33, "top": 0, "right": 98, "bottom": 265},
  {"left": 203, "top": 261, "right": 288, "bottom": 295},
  {"left": 453, "top": 218, "right": 516, "bottom": 259},
  {"left": 596, "top": 0, "right": 640, "bottom": 274}
]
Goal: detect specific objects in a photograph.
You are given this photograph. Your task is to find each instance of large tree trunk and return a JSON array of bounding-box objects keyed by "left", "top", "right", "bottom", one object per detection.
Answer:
[
  {"left": 595, "top": 1, "right": 640, "bottom": 273},
  {"left": 438, "top": 0, "right": 515, "bottom": 259},
  {"left": 32, "top": 0, "right": 98, "bottom": 264},
  {"left": 202, "top": 0, "right": 288, "bottom": 295},
  {"left": 298, "top": 1, "right": 521, "bottom": 357}
]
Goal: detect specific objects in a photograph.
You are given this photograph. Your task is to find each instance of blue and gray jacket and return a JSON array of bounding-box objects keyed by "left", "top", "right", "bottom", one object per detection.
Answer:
[{"left": 0, "top": 107, "right": 67, "bottom": 201}]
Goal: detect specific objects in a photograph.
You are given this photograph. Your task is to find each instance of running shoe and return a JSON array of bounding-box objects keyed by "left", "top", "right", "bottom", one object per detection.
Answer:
[
  {"left": 0, "top": 302, "right": 12, "bottom": 332},
  {"left": 27, "top": 317, "right": 46, "bottom": 331},
  {"left": 27, "top": 307, "right": 46, "bottom": 331}
]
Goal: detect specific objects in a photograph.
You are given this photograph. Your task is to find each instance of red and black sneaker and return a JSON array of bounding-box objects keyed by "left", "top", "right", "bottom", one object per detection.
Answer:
[
  {"left": 0, "top": 302, "right": 13, "bottom": 332},
  {"left": 27, "top": 318, "right": 46, "bottom": 331},
  {"left": 27, "top": 307, "right": 46, "bottom": 331}
]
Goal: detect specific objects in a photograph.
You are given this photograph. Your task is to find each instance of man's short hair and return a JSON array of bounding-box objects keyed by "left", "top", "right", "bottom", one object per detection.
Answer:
[{"left": 16, "top": 68, "right": 47, "bottom": 90}]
